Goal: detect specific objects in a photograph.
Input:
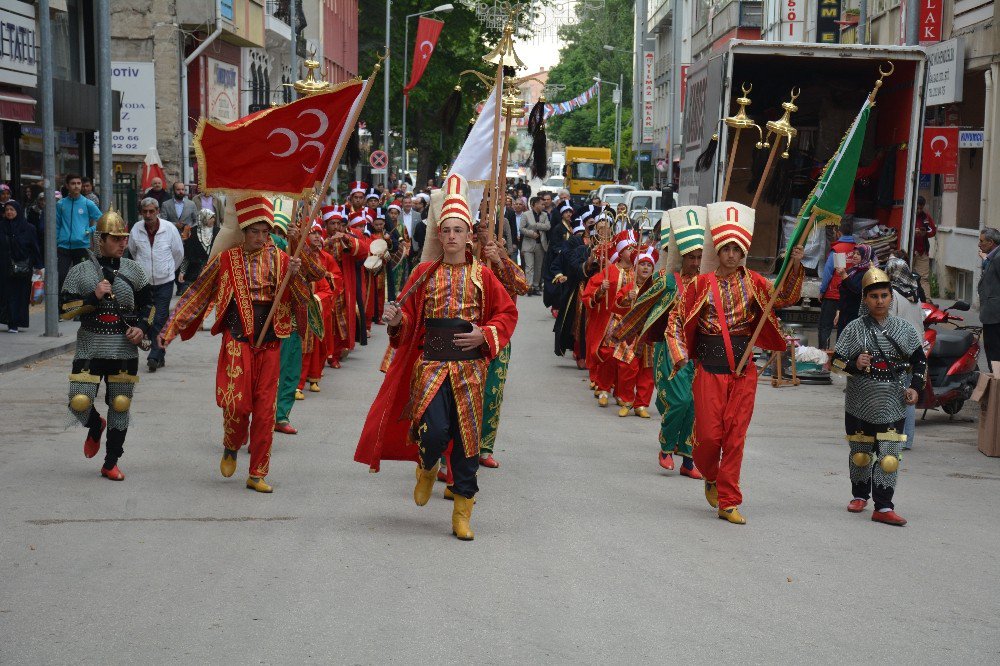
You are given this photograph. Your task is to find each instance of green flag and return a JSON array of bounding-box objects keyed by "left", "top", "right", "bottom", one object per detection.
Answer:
[{"left": 775, "top": 98, "right": 873, "bottom": 285}]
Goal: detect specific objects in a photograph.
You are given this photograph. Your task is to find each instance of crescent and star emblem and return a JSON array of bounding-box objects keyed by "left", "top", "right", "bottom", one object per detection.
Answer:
[
  {"left": 267, "top": 108, "right": 331, "bottom": 171},
  {"left": 930, "top": 135, "right": 948, "bottom": 158},
  {"left": 419, "top": 40, "right": 434, "bottom": 59}
]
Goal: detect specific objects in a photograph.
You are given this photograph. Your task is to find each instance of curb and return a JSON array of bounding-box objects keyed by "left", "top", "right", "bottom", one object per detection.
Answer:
[{"left": 0, "top": 341, "right": 76, "bottom": 374}]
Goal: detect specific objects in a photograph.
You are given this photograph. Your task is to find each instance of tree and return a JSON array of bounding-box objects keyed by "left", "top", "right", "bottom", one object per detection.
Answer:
[{"left": 358, "top": 3, "right": 552, "bottom": 188}]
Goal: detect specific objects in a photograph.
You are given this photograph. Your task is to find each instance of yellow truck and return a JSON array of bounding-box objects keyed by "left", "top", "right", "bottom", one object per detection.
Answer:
[{"left": 563, "top": 146, "right": 615, "bottom": 204}]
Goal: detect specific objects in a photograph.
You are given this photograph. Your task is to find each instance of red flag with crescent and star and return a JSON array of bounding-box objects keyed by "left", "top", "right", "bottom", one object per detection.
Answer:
[
  {"left": 921, "top": 126, "right": 958, "bottom": 175},
  {"left": 195, "top": 80, "right": 365, "bottom": 197},
  {"left": 403, "top": 17, "right": 444, "bottom": 96}
]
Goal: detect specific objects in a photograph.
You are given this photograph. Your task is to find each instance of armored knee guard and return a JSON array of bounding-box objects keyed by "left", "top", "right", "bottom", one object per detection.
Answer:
[
  {"left": 873, "top": 429, "right": 905, "bottom": 491},
  {"left": 104, "top": 371, "right": 138, "bottom": 432},
  {"left": 68, "top": 371, "right": 101, "bottom": 426},
  {"left": 847, "top": 433, "right": 876, "bottom": 485}
]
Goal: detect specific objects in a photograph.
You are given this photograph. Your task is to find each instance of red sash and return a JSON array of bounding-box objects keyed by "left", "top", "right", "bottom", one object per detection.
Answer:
[{"left": 708, "top": 273, "right": 735, "bottom": 373}]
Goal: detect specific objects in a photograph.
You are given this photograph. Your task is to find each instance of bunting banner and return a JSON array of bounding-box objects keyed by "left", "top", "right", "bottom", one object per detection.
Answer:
[
  {"left": 403, "top": 17, "right": 445, "bottom": 96},
  {"left": 475, "top": 82, "right": 600, "bottom": 127}
]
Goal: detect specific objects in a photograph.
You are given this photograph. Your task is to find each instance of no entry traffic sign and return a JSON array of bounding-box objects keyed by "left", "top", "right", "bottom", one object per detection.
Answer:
[{"left": 370, "top": 150, "right": 388, "bottom": 169}]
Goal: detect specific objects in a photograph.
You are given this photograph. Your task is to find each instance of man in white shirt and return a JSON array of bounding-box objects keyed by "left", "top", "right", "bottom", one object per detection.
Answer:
[
  {"left": 400, "top": 193, "right": 416, "bottom": 237},
  {"left": 128, "top": 197, "right": 184, "bottom": 372}
]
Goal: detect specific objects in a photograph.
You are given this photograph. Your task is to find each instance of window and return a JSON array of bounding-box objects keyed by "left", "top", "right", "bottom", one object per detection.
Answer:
[{"left": 573, "top": 163, "right": 615, "bottom": 180}]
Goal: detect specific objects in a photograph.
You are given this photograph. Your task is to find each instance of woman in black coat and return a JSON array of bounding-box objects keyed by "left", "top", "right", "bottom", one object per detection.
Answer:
[
  {"left": 178, "top": 208, "right": 219, "bottom": 294},
  {"left": 0, "top": 200, "right": 41, "bottom": 332}
]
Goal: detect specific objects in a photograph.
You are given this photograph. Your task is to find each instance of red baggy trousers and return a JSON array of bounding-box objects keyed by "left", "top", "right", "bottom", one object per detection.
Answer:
[
  {"left": 216, "top": 332, "right": 281, "bottom": 478},
  {"left": 691, "top": 363, "right": 758, "bottom": 509}
]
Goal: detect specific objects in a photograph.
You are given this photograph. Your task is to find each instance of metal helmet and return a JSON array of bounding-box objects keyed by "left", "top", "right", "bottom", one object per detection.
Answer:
[
  {"left": 95, "top": 206, "right": 129, "bottom": 237},
  {"left": 861, "top": 266, "right": 891, "bottom": 292}
]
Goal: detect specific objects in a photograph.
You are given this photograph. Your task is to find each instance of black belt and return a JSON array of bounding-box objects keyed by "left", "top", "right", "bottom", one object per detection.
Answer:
[
  {"left": 423, "top": 318, "right": 483, "bottom": 361},
  {"left": 224, "top": 302, "right": 278, "bottom": 344},
  {"left": 695, "top": 334, "right": 750, "bottom": 374}
]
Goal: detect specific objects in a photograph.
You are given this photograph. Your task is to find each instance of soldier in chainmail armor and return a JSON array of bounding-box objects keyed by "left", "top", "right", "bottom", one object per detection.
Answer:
[
  {"left": 60, "top": 208, "right": 152, "bottom": 481},
  {"left": 832, "top": 266, "right": 926, "bottom": 526}
]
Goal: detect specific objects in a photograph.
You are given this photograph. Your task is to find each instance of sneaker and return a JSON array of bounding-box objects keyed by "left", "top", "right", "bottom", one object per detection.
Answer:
[{"left": 7, "top": 327, "right": 18, "bottom": 333}]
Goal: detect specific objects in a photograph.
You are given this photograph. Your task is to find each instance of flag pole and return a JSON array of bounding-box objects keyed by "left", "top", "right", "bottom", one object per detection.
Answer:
[
  {"left": 255, "top": 56, "right": 384, "bottom": 348},
  {"left": 483, "top": 65, "right": 504, "bottom": 247}
]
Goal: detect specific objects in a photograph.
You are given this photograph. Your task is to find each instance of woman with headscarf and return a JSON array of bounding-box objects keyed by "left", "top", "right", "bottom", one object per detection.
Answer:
[
  {"left": 885, "top": 256, "right": 926, "bottom": 450},
  {"left": 836, "top": 243, "right": 875, "bottom": 336},
  {"left": 0, "top": 200, "right": 41, "bottom": 332},
  {"left": 178, "top": 208, "right": 219, "bottom": 295}
]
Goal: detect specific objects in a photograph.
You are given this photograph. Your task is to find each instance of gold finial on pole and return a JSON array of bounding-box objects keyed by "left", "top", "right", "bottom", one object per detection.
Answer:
[
  {"left": 721, "top": 82, "right": 763, "bottom": 198},
  {"left": 763, "top": 87, "right": 801, "bottom": 159},
  {"left": 292, "top": 50, "right": 332, "bottom": 96},
  {"left": 482, "top": 9, "right": 525, "bottom": 70}
]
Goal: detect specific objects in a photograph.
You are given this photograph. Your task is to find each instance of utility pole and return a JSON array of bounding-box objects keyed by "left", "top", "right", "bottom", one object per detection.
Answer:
[
  {"left": 289, "top": 0, "right": 297, "bottom": 98},
  {"left": 597, "top": 70, "right": 601, "bottom": 127},
  {"left": 905, "top": 0, "right": 919, "bottom": 45},
  {"left": 39, "top": 0, "right": 59, "bottom": 336},
  {"left": 616, "top": 73, "right": 623, "bottom": 183},
  {"left": 97, "top": 0, "right": 112, "bottom": 212},
  {"left": 384, "top": 0, "right": 391, "bottom": 181}
]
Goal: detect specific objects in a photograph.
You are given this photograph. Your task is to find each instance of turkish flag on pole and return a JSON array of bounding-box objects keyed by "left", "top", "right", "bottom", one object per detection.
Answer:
[
  {"left": 921, "top": 126, "right": 959, "bottom": 175},
  {"left": 195, "top": 80, "right": 365, "bottom": 197},
  {"left": 403, "top": 17, "right": 444, "bottom": 96},
  {"left": 140, "top": 147, "right": 167, "bottom": 191}
]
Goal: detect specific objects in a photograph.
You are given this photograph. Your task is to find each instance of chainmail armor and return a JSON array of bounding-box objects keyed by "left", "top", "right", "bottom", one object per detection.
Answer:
[{"left": 63, "top": 257, "right": 150, "bottom": 361}]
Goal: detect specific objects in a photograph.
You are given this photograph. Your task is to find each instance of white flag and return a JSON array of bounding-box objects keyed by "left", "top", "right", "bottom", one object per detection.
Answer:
[{"left": 449, "top": 80, "right": 504, "bottom": 218}]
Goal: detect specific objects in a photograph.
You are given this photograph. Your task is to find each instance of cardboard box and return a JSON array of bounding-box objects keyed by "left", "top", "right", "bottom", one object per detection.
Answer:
[{"left": 971, "top": 361, "right": 1000, "bottom": 457}]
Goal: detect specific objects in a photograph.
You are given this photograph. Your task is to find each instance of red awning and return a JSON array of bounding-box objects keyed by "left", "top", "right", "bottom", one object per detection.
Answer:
[{"left": 0, "top": 92, "right": 36, "bottom": 123}]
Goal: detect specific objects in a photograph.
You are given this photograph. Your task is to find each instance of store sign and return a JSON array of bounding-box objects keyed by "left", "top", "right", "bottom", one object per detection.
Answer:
[
  {"left": 959, "top": 130, "right": 984, "bottom": 148},
  {"left": 0, "top": 0, "right": 37, "bottom": 87},
  {"left": 816, "top": 0, "right": 841, "bottom": 44},
  {"left": 920, "top": 0, "right": 942, "bottom": 45},
  {"left": 207, "top": 58, "right": 239, "bottom": 123},
  {"left": 95, "top": 62, "right": 157, "bottom": 156},
  {"left": 642, "top": 101, "right": 655, "bottom": 144},
  {"left": 643, "top": 51, "right": 654, "bottom": 102},
  {"left": 680, "top": 65, "right": 689, "bottom": 110},
  {"left": 926, "top": 38, "right": 964, "bottom": 106},
  {"left": 781, "top": 0, "right": 805, "bottom": 41}
]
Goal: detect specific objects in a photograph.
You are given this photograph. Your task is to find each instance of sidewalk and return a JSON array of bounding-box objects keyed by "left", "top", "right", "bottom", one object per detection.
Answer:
[{"left": 0, "top": 304, "right": 78, "bottom": 373}]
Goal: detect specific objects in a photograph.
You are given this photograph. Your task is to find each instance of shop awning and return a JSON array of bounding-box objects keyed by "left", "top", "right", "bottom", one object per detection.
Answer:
[{"left": 0, "top": 92, "right": 36, "bottom": 123}]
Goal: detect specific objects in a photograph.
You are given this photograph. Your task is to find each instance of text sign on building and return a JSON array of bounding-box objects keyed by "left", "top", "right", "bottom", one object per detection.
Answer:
[
  {"left": 94, "top": 62, "right": 157, "bottom": 156},
  {"left": 0, "top": 0, "right": 37, "bottom": 88},
  {"left": 643, "top": 51, "right": 655, "bottom": 102},
  {"left": 926, "top": 38, "right": 964, "bottom": 106},
  {"left": 816, "top": 0, "right": 841, "bottom": 44},
  {"left": 207, "top": 58, "right": 240, "bottom": 124},
  {"left": 782, "top": 0, "right": 805, "bottom": 41},
  {"left": 920, "top": 0, "right": 942, "bottom": 45},
  {"left": 959, "top": 130, "right": 984, "bottom": 148}
]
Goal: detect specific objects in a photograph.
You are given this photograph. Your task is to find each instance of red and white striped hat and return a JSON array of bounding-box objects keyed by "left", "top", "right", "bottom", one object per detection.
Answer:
[
  {"left": 349, "top": 181, "right": 368, "bottom": 196},
  {"left": 635, "top": 245, "right": 658, "bottom": 266},
  {"left": 439, "top": 174, "right": 472, "bottom": 229},
  {"left": 321, "top": 204, "right": 345, "bottom": 223},
  {"left": 609, "top": 229, "right": 637, "bottom": 264},
  {"left": 234, "top": 195, "right": 274, "bottom": 230},
  {"left": 707, "top": 202, "right": 755, "bottom": 255},
  {"left": 348, "top": 210, "right": 370, "bottom": 229},
  {"left": 310, "top": 219, "right": 326, "bottom": 238},
  {"left": 387, "top": 199, "right": 402, "bottom": 213}
]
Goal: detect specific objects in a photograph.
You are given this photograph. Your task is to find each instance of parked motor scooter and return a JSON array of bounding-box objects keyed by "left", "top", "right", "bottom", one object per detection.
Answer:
[{"left": 917, "top": 299, "right": 982, "bottom": 417}]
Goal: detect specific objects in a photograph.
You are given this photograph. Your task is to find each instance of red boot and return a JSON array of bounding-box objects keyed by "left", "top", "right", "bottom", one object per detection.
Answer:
[
  {"left": 847, "top": 499, "right": 868, "bottom": 513},
  {"left": 659, "top": 452, "right": 674, "bottom": 471},
  {"left": 100, "top": 465, "right": 125, "bottom": 481},
  {"left": 84, "top": 417, "right": 106, "bottom": 459},
  {"left": 679, "top": 463, "right": 703, "bottom": 480},
  {"left": 872, "top": 510, "right": 907, "bottom": 526},
  {"left": 479, "top": 454, "right": 500, "bottom": 469},
  {"left": 274, "top": 422, "right": 298, "bottom": 435}
]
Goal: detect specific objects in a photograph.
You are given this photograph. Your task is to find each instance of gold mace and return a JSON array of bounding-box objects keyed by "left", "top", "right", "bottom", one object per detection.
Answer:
[
  {"left": 751, "top": 88, "right": 800, "bottom": 210},
  {"left": 722, "top": 83, "right": 764, "bottom": 200}
]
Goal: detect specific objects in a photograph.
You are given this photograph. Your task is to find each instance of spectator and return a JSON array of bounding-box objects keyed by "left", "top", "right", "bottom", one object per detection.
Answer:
[
  {"left": 56, "top": 174, "right": 102, "bottom": 289},
  {"left": 400, "top": 193, "right": 417, "bottom": 237},
  {"left": 142, "top": 177, "right": 171, "bottom": 207},
  {"left": 817, "top": 218, "right": 857, "bottom": 348},
  {"left": 836, "top": 243, "right": 875, "bottom": 337},
  {"left": 0, "top": 184, "right": 11, "bottom": 205},
  {"left": 557, "top": 188, "right": 571, "bottom": 205},
  {"left": 520, "top": 196, "right": 550, "bottom": 295},
  {"left": 178, "top": 208, "right": 218, "bottom": 295},
  {"left": 128, "top": 197, "right": 183, "bottom": 373},
  {"left": 979, "top": 227, "right": 1000, "bottom": 366},
  {"left": 26, "top": 193, "right": 46, "bottom": 259},
  {"left": 912, "top": 195, "right": 936, "bottom": 300},
  {"left": 590, "top": 195, "right": 602, "bottom": 208},
  {"left": 193, "top": 187, "right": 225, "bottom": 228},
  {"left": 159, "top": 182, "right": 197, "bottom": 232},
  {"left": 885, "top": 257, "right": 925, "bottom": 450},
  {"left": 425, "top": 177, "right": 437, "bottom": 190},
  {"left": 503, "top": 194, "right": 518, "bottom": 259},
  {"left": 0, "top": 200, "right": 41, "bottom": 332},
  {"left": 409, "top": 193, "right": 428, "bottom": 270},
  {"left": 81, "top": 177, "right": 100, "bottom": 207},
  {"left": 514, "top": 178, "right": 531, "bottom": 200},
  {"left": 539, "top": 191, "right": 554, "bottom": 213}
]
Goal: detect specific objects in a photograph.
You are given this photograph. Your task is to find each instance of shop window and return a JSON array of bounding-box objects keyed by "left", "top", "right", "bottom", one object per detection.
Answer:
[
  {"left": 51, "top": 0, "right": 84, "bottom": 82},
  {"left": 953, "top": 267, "right": 973, "bottom": 302}
]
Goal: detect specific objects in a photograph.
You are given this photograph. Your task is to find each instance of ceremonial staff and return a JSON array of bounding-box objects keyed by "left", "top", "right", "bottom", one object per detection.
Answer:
[
  {"left": 721, "top": 83, "right": 763, "bottom": 199},
  {"left": 751, "top": 88, "right": 799, "bottom": 209},
  {"left": 255, "top": 53, "right": 385, "bottom": 348},
  {"left": 735, "top": 64, "right": 894, "bottom": 375}
]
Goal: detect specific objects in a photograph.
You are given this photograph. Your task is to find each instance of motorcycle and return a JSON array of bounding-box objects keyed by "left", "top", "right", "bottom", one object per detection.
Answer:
[{"left": 918, "top": 299, "right": 982, "bottom": 417}]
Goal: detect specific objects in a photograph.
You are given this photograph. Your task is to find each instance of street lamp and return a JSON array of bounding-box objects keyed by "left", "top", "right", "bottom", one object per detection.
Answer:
[
  {"left": 594, "top": 73, "right": 624, "bottom": 184},
  {"left": 400, "top": 3, "right": 455, "bottom": 179}
]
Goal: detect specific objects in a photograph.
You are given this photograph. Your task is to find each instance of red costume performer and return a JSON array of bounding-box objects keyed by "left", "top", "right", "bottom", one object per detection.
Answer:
[
  {"left": 322, "top": 205, "right": 370, "bottom": 364},
  {"left": 160, "top": 195, "right": 324, "bottom": 493},
  {"left": 666, "top": 202, "right": 803, "bottom": 523},
  {"left": 582, "top": 230, "right": 637, "bottom": 407},
  {"left": 611, "top": 246, "right": 658, "bottom": 417},
  {"left": 299, "top": 220, "right": 343, "bottom": 394},
  {"left": 354, "top": 174, "right": 518, "bottom": 541}
]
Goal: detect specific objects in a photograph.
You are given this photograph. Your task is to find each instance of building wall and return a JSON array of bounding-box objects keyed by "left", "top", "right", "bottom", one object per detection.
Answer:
[{"left": 323, "top": 0, "right": 358, "bottom": 83}]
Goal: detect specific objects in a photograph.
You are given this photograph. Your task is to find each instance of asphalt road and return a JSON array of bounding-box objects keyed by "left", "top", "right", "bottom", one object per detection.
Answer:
[{"left": 2, "top": 296, "right": 999, "bottom": 663}]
